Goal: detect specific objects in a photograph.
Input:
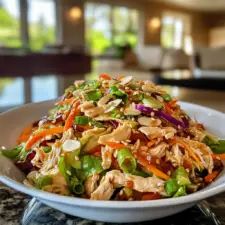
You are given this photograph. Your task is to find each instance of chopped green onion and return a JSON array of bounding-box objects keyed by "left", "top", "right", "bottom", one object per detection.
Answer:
[
  {"left": 65, "top": 152, "right": 81, "bottom": 169},
  {"left": 117, "top": 148, "right": 136, "bottom": 173},
  {"left": 123, "top": 187, "right": 133, "bottom": 198},
  {"left": 132, "top": 169, "right": 150, "bottom": 177},
  {"left": 111, "top": 109, "right": 123, "bottom": 118},
  {"left": 18, "top": 145, "right": 29, "bottom": 161},
  {"left": 65, "top": 85, "right": 76, "bottom": 94},
  {"left": 162, "top": 94, "right": 172, "bottom": 102},
  {"left": 203, "top": 136, "right": 225, "bottom": 154},
  {"left": 165, "top": 167, "right": 191, "bottom": 197},
  {"left": 110, "top": 86, "right": 127, "bottom": 100},
  {"left": 173, "top": 167, "right": 191, "bottom": 186},
  {"left": 48, "top": 104, "right": 70, "bottom": 120},
  {"left": 36, "top": 175, "right": 52, "bottom": 189},
  {"left": 85, "top": 90, "right": 102, "bottom": 101},
  {"left": 132, "top": 93, "right": 144, "bottom": 102},
  {"left": 174, "top": 186, "right": 187, "bottom": 197},
  {"left": 165, "top": 178, "right": 179, "bottom": 196},
  {"left": 142, "top": 96, "right": 163, "bottom": 109},
  {"left": 42, "top": 146, "right": 52, "bottom": 153},
  {"left": 70, "top": 176, "right": 84, "bottom": 194},
  {"left": 90, "top": 120, "right": 104, "bottom": 128},
  {"left": 76, "top": 81, "right": 86, "bottom": 90},
  {"left": 75, "top": 116, "right": 90, "bottom": 125},
  {"left": 86, "top": 80, "right": 100, "bottom": 89},
  {"left": 1, "top": 145, "right": 23, "bottom": 160},
  {"left": 58, "top": 156, "right": 70, "bottom": 182},
  {"left": 81, "top": 155, "right": 103, "bottom": 178}
]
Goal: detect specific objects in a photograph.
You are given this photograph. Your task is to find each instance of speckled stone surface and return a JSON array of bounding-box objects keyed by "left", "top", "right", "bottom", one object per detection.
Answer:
[{"left": 1, "top": 185, "right": 225, "bottom": 225}]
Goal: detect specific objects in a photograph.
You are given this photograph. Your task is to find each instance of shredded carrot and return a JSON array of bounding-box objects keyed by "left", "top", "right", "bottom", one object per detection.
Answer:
[
  {"left": 77, "top": 124, "right": 92, "bottom": 131},
  {"left": 99, "top": 73, "right": 111, "bottom": 80},
  {"left": 89, "top": 145, "right": 102, "bottom": 156},
  {"left": 125, "top": 180, "right": 134, "bottom": 189},
  {"left": 25, "top": 126, "right": 64, "bottom": 150},
  {"left": 204, "top": 170, "right": 219, "bottom": 183},
  {"left": 212, "top": 153, "right": 225, "bottom": 160},
  {"left": 64, "top": 101, "right": 80, "bottom": 131},
  {"left": 56, "top": 97, "right": 75, "bottom": 106},
  {"left": 147, "top": 139, "right": 157, "bottom": 148},
  {"left": 105, "top": 142, "right": 126, "bottom": 149},
  {"left": 141, "top": 192, "right": 161, "bottom": 200},
  {"left": 168, "top": 99, "right": 177, "bottom": 108},
  {"left": 136, "top": 154, "right": 170, "bottom": 180},
  {"left": 164, "top": 103, "right": 174, "bottom": 114},
  {"left": 17, "top": 125, "right": 34, "bottom": 144}
]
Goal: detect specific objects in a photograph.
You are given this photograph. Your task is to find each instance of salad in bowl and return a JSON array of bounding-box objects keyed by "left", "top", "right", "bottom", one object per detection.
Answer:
[{"left": 1, "top": 74, "right": 225, "bottom": 201}]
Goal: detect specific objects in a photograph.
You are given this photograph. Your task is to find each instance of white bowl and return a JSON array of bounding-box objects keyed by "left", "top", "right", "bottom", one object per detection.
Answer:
[{"left": 0, "top": 100, "right": 225, "bottom": 223}]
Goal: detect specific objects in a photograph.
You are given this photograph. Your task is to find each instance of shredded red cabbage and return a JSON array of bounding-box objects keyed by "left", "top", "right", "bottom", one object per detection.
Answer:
[{"left": 135, "top": 104, "right": 188, "bottom": 129}]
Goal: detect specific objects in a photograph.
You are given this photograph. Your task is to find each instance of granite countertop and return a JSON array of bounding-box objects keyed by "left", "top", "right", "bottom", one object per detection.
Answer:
[{"left": 1, "top": 185, "right": 225, "bottom": 225}]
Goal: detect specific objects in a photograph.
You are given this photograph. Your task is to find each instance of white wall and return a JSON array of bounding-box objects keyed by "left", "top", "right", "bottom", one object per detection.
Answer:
[
  {"left": 59, "top": 0, "right": 85, "bottom": 50},
  {"left": 210, "top": 26, "right": 225, "bottom": 48}
]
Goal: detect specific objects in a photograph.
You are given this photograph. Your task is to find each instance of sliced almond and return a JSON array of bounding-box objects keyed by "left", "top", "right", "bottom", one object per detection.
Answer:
[
  {"left": 105, "top": 99, "right": 122, "bottom": 113},
  {"left": 138, "top": 117, "right": 161, "bottom": 127},
  {"left": 124, "top": 103, "right": 141, "bottom": 116},
  {"left": 97, "top": 94, "right": 112, "bottom": 107},
  {"left": 120, "top": 76, "right": 133, "bottom": 85}
]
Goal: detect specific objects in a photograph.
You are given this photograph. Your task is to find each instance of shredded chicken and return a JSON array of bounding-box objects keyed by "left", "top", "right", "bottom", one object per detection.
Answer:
[
  {"left": 150, "top": 142, "right": 168, "bottom": 158},
  {"left": 101, "top": 146, "right": 113, "bottom": 169},
  {"left": 166, "top": 144, "right": 184, "bottom": 167},
  {"left": 139, "top": 126, "right": 176, "bottom": 140},
  {"left": 91, "top": 170, "right": 165, "bottom": 200},
  {"left": 31, "top": 147, "right": 47, "bottom": 168},
  {"left": 38, "top": 142, "right": 61, "bottom": 174},
  {"left": 91, "top": 176, "right": 114, "bottom": 200},
  {"left": 61, "top": 128, "right": 74, "bottom": 142},
  {"left": 98, "top": 124, "right": 131, "bottom": 145},
  {"left": 84, "top": 174, "right": 100, "bottom": 196}
]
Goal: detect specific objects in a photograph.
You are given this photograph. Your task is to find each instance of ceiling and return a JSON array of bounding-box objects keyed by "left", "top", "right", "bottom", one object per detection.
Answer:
[{"left": 150, "top": 0, "right": 225, "bottom": 12}]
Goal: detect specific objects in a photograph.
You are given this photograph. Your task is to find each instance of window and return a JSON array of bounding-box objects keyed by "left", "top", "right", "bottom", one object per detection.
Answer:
[
  {"left": 161, "top": 16, "right": 183, "bottom": 49},
  {"left": 28, "top": 0, "right": 56, "bottom": 51},
  {"left": 161, "top": 13, "right": 193, "bottom": 54},
  {"left": 113, "top": 7, "right": 138, "bottom": 48},
  {"left": 31, "top": 75, "right": 57, "bottom": 102},
  {"left": 0, "top": 78, "right": 24, "bottom": 107},
  {"left": 85, "top": 3, "right": 139, "bottom": 56},
  {"left": 85, "top": 3, "right": 111, "bottom": 55},
  {"left": 0, "top": 0, "right": 21, "bottom": 48}
]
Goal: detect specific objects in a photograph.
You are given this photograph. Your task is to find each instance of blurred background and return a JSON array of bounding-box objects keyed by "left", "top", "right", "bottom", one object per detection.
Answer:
[{"left": 0, "top": 0, "right": 225, "bottom": 111}]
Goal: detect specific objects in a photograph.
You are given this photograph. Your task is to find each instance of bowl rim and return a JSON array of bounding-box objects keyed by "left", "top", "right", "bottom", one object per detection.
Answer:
[{"left": 0, "top": 100, "right": 225, "bottom": 208}]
